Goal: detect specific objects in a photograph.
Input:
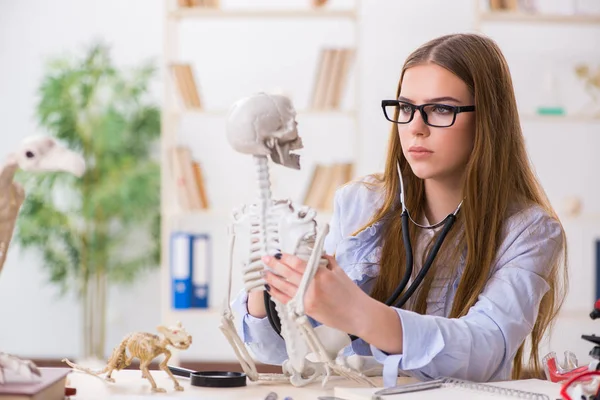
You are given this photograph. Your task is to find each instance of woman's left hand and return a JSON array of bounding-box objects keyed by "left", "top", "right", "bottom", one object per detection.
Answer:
[{"left": 261, "top": 252, "right": 368, "bottom": 335}]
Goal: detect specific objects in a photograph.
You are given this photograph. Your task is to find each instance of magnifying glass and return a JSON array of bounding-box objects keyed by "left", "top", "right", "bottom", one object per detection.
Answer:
[{"left": 168, "top": 365, "right": 247, "bottom": 388}]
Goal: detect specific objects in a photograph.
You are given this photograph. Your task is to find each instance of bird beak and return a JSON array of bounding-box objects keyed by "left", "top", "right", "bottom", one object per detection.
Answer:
[{"left": 35, "top": 145, "right": 86, "bottom": 177}]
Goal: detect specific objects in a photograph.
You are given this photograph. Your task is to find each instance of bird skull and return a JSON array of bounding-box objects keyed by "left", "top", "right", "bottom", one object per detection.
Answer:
[
  {"left": 16, "top": 135, "right": 86, "bottom": 177},
  {"left": 225, "top": 92, "right": 303, "bottom": 169}
]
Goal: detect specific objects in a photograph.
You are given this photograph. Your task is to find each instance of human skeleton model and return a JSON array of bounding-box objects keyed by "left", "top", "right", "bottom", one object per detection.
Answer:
[
  {"left": 0, "top": 135, "right": 85, "bottom": 384},
  {"left": 62, "top": 322, "right": 193, "bottom": 393},
  {"left": 218, "top": 93, "right": 379, "bottom": 388}
]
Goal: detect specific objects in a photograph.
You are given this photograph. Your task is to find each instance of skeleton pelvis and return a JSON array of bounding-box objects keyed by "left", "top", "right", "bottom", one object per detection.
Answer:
[{"left": 309, "top": 325, "right": 352, "bottom": 361}]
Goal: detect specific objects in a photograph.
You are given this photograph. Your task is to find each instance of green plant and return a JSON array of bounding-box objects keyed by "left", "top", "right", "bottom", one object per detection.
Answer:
[{"left": 14, "top": 41, "right": 161, "bottom": 360}]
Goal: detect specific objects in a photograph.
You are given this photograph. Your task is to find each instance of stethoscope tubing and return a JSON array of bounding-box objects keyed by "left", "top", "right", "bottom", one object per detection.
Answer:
[{"left": 264, "top": 162, "right": 461, "bottom": 343}]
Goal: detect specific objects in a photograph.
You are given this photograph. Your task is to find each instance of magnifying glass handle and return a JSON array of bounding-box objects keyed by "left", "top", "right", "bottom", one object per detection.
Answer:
[{"left": 167, "top": 365, "right": 196, "bottom": 378}]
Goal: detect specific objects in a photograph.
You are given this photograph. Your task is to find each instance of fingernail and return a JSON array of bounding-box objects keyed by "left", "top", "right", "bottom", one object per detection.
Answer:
[
  {"left": 265, "top": 284, "right": 271, "bottom": 292},
  {"left": 274, "top": 253, "right": 282, "bottom": 260}
]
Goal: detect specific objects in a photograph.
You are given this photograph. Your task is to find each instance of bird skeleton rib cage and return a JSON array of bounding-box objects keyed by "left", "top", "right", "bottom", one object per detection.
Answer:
[
  {"left": 0, "top": 135, "right": 85, "bottom": 384},
  {"left": 218, "top": 92, "right": 379, "bottom": 388}
]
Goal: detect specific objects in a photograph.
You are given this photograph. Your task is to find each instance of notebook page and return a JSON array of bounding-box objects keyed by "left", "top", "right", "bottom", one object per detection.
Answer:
[{"left": 334, "top": 378, "right": 562, "bottom": 400}]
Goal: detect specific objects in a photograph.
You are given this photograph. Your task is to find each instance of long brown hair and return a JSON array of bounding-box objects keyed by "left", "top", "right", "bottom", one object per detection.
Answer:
[{"left": 355, "top": 33, "right": 568, "bottom": 379}]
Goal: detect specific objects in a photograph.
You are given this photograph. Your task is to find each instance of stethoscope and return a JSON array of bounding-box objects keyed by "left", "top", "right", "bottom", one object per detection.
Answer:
[{"left": 265, "top": 161, "right": 463, "bottom": 342}]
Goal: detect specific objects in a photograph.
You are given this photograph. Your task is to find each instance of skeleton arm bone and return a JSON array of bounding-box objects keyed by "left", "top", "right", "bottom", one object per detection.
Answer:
[{"left": 220, "top": 222, "right": 261, "bottom": 381}]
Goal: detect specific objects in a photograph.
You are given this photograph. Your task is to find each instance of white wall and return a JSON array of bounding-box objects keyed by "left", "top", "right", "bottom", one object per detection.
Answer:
[{"left": 1, "top": 0, "right": 600, "bottom": 370}]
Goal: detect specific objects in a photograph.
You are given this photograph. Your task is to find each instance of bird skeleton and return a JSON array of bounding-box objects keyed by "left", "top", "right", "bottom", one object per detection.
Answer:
[
  {"left": 219, "top": 93, "right": 379, "bottom": 388},
  {"left": 0, "top": 135, "right": 85, "bottom": 384}
]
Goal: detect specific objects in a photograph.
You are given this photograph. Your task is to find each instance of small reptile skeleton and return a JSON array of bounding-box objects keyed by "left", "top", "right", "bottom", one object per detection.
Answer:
[
  {"left": 62, "top": 322, "right": 193, "bottom": 393},
  {"left": 219, "top": 93, "right": 381, "bottom": 388},
  {"left": 0, "top": 135, "right": 85, "bottom": 384}
]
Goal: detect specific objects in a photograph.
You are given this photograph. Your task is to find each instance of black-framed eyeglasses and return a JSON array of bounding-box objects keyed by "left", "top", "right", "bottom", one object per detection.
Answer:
[{"left": 381, "top": 100, "right": 475, "bottom": 128}]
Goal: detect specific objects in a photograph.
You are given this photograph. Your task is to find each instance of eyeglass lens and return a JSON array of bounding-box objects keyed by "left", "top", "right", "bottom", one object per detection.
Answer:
[{"left": 384, "top": 103, "right": 456, "bottom": 127}]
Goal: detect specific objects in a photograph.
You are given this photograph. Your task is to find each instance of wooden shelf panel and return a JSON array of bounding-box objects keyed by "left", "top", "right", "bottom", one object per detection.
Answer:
[
  {"left": 480, "top": 11, "right": 600, "bottom": 24},
  {"left": 167, "top": 307, "right": 222, "bottom": 316},
  {"left": 520, "top": 113, "right": 600, "bottom": 122},
  {"left": 169, "top": 8, "right": 357, "bottom": 20},
  {"left": 167, "top": 108, "right": 357, "bottom": 117},
  {"left": 169, "top": 209, "right": 334, "bottom": 222}
]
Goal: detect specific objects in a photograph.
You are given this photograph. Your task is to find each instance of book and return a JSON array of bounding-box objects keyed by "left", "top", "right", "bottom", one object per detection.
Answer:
[
  {"left": 303, "top": 162, "right": 353, "bottom": 211},
  {"left": 310, "top": 47, "right": 355, "bottom": 110},
  {"left": 0, "top": 367, "right": 70, "bottom": 400},
  {"left": 175, "top": 147, "right": 203, "bottom": 210},
  {"left": 334, "top": 377, "right": 562, "bottom": 400},
  {"left": 169, "top": 64, "right": 202, "bottom": 110},
  {"left": 191, "top": 161, "right": 209, "bottom": 209},
  {"left": 303, "top": 164, "right": 329, "bottom": 209}
]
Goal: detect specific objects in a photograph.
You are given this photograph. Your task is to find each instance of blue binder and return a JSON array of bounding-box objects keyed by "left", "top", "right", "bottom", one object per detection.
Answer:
[{"left": 170, "top": 232, "right": 211, "bottom": 309}]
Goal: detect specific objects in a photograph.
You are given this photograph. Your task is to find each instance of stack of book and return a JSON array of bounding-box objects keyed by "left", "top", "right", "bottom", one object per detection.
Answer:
[
  {"left": 170, "top": 146, "right": 209, "bottom": 211},
  {"left": 310, "top": 47, "right": 355, "bottom": 110},
  {"left": 169, "top": 64, "right": 202, "bottom": 110},
  {"left": 303, "top": 162, "right": 353, "bottom": 211},
  {"left": 0, "top": 367, "right": 71, "bottom": 400},
  {"left": 177, "top": 0, "right": 220, "bottom": 8}
]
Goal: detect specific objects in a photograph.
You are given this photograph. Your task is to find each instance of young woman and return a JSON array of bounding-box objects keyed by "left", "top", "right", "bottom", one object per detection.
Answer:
[{"left": 231, "top": 32, "right": 568, "bottom": 387}]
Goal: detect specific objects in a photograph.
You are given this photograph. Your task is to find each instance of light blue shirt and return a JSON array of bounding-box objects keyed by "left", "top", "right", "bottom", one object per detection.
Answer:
[{"left": 231, "top": 175, "right": 563, "bottom": 387}]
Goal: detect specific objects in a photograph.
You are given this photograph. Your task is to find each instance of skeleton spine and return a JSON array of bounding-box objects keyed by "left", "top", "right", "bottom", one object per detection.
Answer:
[{"left": 242, "top": 156, "right": 277, "bottom": 292}]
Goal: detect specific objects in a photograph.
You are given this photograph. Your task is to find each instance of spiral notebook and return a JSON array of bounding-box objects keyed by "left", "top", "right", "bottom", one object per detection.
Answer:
[{"left": 334, "top": 377, "right": 562, "bottom": 400}]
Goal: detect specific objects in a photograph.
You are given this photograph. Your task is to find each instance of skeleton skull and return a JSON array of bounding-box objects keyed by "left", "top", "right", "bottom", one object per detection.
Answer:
[
  {"left": 15, "top": 135, "right": 86, "bottom": 177},
  {"left": 225, "top": 92, "right": 303, "bottom": 169},
  {"left": 157, "top": 321, "right": 192, "bottom": 350}
]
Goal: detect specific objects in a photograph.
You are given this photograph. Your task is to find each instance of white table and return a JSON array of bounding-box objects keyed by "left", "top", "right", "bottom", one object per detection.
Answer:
[{"left": 67, "top": 369, "right": 414, "bottom": 399}]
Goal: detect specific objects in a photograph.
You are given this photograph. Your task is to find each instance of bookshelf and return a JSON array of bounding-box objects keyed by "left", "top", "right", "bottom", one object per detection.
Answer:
[
  {"left": 474, "top": 0, "right": 600, "bottom": 122},
  {"left": 169, "top": 8, "right": 357, "bottom": 19},
  {"left": 474, "top": 1, "right": 600, "bottom": 364},
  {"left": 160, "top": 0, "right": 361, "bottom": 364},
  {"left": 166, "top": 108, "right": 358, "bottom": 118},
  {"left": 478, "top": 11, "right": 600, "bottom": 25},
  {"left": 520, "top": 113, "right": 600, "bottom": 123},
  {"left": 474, "top": 0, "right": 600, "bottom": 29}
]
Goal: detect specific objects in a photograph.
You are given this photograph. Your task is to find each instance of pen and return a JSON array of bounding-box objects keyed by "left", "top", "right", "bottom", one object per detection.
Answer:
[
  {"left": 373, "top": 378, "right": 446, "bottom": 397},
  {"left": 264, "top": 391, "right": 278, "bottom": 400}
]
